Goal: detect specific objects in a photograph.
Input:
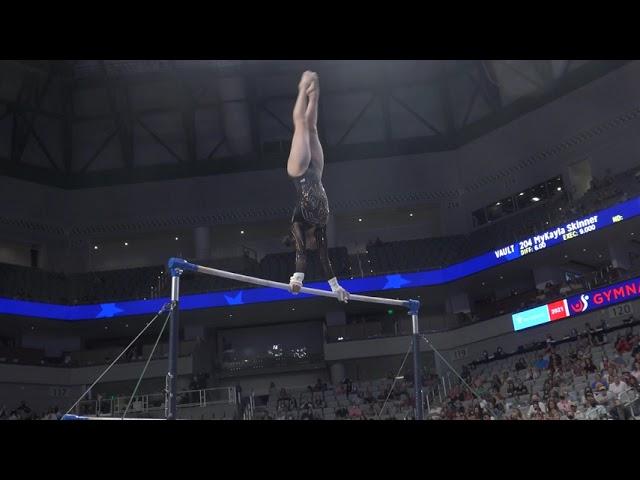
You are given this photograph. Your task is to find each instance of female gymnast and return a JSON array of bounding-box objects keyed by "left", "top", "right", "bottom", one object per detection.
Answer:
[{"left": 285, "top": 71, "right": 350, "bottom": 303}]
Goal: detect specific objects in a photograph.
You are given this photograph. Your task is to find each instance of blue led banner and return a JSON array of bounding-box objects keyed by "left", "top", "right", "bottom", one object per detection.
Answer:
[
  {"left": 3, "top": 195, "right": 640, "bottom": 321},
  {"left": 513, "top": 276, "right": 640, "bottom": 331}
]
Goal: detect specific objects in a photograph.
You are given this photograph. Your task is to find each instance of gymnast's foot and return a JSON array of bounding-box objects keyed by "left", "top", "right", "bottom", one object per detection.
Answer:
[
  {"left": 306, "top": 72, "right": 319, "bottom": 97},
  {"left": 299, "top": 71, "right": 315, "bottom": 92}
]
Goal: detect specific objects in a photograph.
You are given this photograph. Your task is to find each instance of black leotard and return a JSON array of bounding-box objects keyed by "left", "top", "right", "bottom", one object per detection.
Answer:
[
  {"left": 289, "top": 168, "right": 334, "bottom": 279},
  {"left": 290, "top": 168, "right": 329, "bottom": 226}
]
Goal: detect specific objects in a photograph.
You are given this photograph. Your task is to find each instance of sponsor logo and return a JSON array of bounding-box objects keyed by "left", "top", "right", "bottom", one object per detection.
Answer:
[
  {"left": 547, "top": 299, "right": 569, "bottom": 321},
  {"left": 570, "top": 294, "right": 589, "bottom": 313},
  {"left": 612, "top": 214, "right": 623, "bottom": 223}
]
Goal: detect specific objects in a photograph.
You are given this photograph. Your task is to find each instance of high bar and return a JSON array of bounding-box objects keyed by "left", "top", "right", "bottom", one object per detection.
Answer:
[{"left": 167, "top": 258, "right": 419, "bottom": 312}]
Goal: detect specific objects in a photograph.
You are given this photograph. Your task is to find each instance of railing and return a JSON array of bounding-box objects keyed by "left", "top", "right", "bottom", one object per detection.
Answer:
[
  {"left": 422, "top": 371, "right": 458, "bottom": 415},
  {"left": 76, "top": 386, "right": 236, "bottom": 418},
  {"left": 618, "top": 387, "right": 640, "bottom": 419},
  {"left": 242, "top": 390, "right": 256, "bottom": 420}
]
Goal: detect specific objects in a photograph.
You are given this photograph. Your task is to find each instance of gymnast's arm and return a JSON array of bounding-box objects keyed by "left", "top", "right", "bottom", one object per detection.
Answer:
[{"left": 316, "top": 227, "right": 350, "bottom": 303}]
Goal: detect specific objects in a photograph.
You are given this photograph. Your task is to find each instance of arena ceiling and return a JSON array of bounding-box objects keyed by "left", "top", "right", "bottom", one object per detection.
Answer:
[{"left": 0, "top": 60, "right": 628, "bottom": 189}]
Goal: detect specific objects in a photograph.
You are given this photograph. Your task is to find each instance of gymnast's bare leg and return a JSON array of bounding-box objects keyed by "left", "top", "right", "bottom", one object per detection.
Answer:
[{"left": 286, "top": 71, "right": 349, "bottom": 303}]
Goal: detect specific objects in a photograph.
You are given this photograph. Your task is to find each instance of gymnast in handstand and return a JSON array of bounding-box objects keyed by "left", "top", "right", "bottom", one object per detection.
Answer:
[{"left": 285, "top": 71, "right": 350, "bottom": 303}]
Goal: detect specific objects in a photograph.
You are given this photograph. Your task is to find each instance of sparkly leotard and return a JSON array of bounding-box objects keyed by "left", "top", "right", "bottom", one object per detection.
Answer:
[
  {"left": 290, "top": 168, "right": 329, "bottom": 226},
  {"left": 289, "top": 168, "right": 334, "bottom": 279}
]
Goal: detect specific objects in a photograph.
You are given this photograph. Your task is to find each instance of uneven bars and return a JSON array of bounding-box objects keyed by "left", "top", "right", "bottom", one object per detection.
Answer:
[
  {"left": 167, "top": 258, "right": 419, "bottom": 312},
  {"left": 166, "top": 257, "right": 422, "bottom": 419}
]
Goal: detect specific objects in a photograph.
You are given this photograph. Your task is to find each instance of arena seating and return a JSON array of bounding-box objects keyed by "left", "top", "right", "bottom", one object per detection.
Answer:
[{"left": 247, "top": 321, "right": 640, "bottom": 420}]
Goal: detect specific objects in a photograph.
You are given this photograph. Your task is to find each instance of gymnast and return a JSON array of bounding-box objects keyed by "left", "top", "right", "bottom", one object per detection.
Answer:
[{"left": 284, "top": 71, "right": 350, "bottom": 303}]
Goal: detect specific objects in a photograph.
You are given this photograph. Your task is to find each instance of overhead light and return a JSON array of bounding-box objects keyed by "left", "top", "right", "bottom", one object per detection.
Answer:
[
  {"left": 499, "top": 276, "right": 504, "bottom": 280},
  {"left": 564, "top": 254, "right": 569, "bottom": 259},
  {"left": 94, "top": 245, "right": 99, "bottom": 250},
  {"left": 496, "top": 202, "right": 501, "bottom": 206},
  {"left": 104, "top": 326, "right": 108, "bottom": 330},
  {"left": 358, "top": 218, "right": 363, "bottom": 222},
  {"left": 125, "top": 324, "right": 129, "bottom": 328},
  {"left": 124, "top": 242, "right": 128, "bottom": 246},
  {"left": 409, "top": 213, "right": 414, "bottom": 217},
  {"left": 583, "top": 248, "right": 587, "bottom": 252},
  {"left": 559, "top": 208, "right": 562, "bottom": 211},
  {"left": 240, "top": 230, "right": 245, "bottom": 235},
  {"left": 531, "top": 197, "right": 540, "bottom": 202},
  {"left": 229, "top": 314, "right": 233, "bottom": 318},
  {"left": 481, "top": 282, "right": 485, "bottom": 286},
  {"left": 175, "top": 237, "right": 179, "bottom": 241},
  {"left": 519, "top": 192, "right": 524, "bottom": 196},
  {"left": 557, "top": 187, "right": 562, "bottom": 191},
  {"left": 291, "top": 307, "right": 295, "bottom": 311},
  {"left": 337, "top": 336, "right": 344, "bottom": 341}
]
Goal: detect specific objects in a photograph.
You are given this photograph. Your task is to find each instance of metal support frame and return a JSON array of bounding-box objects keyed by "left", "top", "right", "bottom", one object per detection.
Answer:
[
  {"left": 166, "top": 264, "right": 183, "bottom": 420},
  {"left": 166, "top": 257, "right": 423, "bottom": 420},
  {"left": 100, "top": 61, "right": 135, "bottom": 171},
  {"left": 1, "top": 60, "right": 626, "bottom": 188},
  {"left": 408, "top": 299, "right": 424, "bottom": 420}
]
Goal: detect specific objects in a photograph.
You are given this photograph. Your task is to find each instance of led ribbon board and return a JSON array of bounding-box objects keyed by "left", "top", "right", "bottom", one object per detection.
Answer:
[
  {"left": 513, "top": 276, "right": 640, "bottom": 331},
  {"left": 3, "top": 196, "right": 640, "bottom": 321}
]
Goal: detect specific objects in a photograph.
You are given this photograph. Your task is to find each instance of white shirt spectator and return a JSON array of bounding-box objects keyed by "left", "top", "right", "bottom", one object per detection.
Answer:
[
  {"left": 585, "top": 404, "right": 608, "bottom": 420},
  {"left": 527, "top": 401, "right": 547, "bottom": 418},
  {"left": 609, "top": 380, "right": 628, "bottom": 397},
  {"left": 574, "top": 409, "right": 586, "bottom": 420}
]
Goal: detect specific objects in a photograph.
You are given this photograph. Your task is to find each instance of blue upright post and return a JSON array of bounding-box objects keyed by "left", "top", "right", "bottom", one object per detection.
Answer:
[
  {"left": 407, "top": 299, "right": 423, "bottom": 420},
  {"left": 166, "top": 261, "right": 183, "bottom": 420}
]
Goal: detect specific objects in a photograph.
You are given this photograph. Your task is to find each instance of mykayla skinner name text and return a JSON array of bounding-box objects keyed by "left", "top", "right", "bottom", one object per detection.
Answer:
[{"left": 494, "top": 215, "right": 599, "bottom": 259}]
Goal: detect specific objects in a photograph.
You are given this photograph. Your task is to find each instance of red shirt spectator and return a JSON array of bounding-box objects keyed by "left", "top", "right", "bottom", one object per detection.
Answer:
[{"left": 616, "top": 336, "right": 632, "bottom": 354}]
